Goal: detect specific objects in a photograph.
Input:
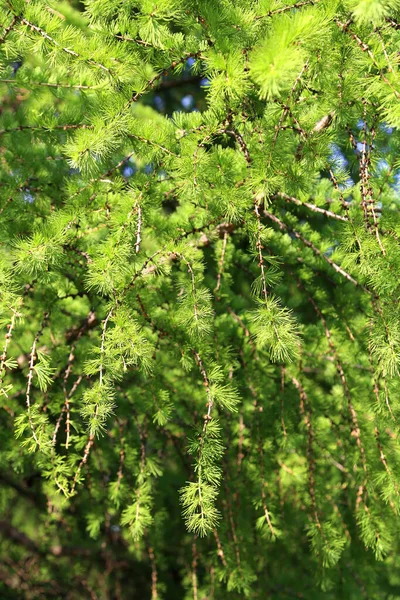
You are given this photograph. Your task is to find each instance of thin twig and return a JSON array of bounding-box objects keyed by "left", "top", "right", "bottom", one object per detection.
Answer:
[
  {"left": 19, "top": 17, "right": 113, "bottom": 75},
  {"left": 336, "top": 20, "right": 400, "bottom": 99},
  {"left": 263, "top": 210, "right": 369, "bottom": 292},
  {"left": 26, "top": 313, "right": 49, "bottom": 448},
  {"left": 255, "top": 0, "right": 317, "bottom": 20},
  {"left": 214, "top": 231, "right": 228, "bottom": 296},
  {"left": 254, "top": 203, "right": 268, "bottom": 301},
  {"left": 70, "top": 309, "right": 113, "bottom": 494},
  {"left": 0, "top": 15, "right": 17, "bottom": 43},
  {"left": 135, "top": 205, "right": 142, "bottom": 254},
  {"left": 274, "top": 192, "right": 348, "bottom": 222},
  {"left": 0, "top": 78, "right": 97, "bottom": 89},
  {"left": 0, "top": 123, "right": 92, "bottom": 138}
]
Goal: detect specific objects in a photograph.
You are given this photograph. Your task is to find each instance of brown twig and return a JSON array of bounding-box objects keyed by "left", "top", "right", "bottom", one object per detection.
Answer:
[
  {"left": 263, "top": 209, "right": 369, "bottom": 292},
  {"left": 70, "top": 309, "right": 113, "bottom": 494},
  {"left": 0, "top": 78, "right": 96, "bottom": 89},
  {"left": 336, "top": 20, "right": 400, "bottom": 100},
  {"left": 255, "top": 1, "right": 317, "bottom": 21},
  {"left": 274, "top": 192, "right": 348, "bottom": 222},
  {"left": 0, "top": 123, "right": 92, "bottom": 138},
  {"left": 214, "top": 231, "right": 228, "bottom": 296},
  {"left": 0, "top": 15, "right": 17, "bottom": 43},
  {"left": 359, "top": 104, "right": 385, "bottom": 255}
]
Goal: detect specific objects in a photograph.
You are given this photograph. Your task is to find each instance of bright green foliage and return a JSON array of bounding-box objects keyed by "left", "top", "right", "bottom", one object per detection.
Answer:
[{"left": 1, "top": 0, "right": 400, "bottom": 597}]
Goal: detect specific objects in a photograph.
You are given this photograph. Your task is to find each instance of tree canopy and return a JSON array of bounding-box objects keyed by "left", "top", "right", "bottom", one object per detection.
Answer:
[{"left": 1, "top": 0, "right": 400, "bottom": 598}]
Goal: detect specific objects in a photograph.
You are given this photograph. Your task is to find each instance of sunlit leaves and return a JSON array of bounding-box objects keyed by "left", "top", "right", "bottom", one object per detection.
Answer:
[
  {"left": 307, "top": 522, "right": 347, "bottom": 568},
  {"left": 34, "top": 350, "right": 55, "bottom": 392},
  {"left": 344, "top": 0, "right": 400, "bottom": 25},
  {"left": 250, "top": 296, "right": 300, "bottom": 362},
  {"left": 369, "top": 313, "right": 400, "bottom": 378},
  {"left": 80, "top": 382, "right": 116, "bottom": 436},
  {"left": 250, "top": 9, "right": 329, "bottom": 99},
  {"left": 105, "top": 307, "right": 154, "bottom": 375},
  {"left": 152, "top": 390, "right": 173, "bottom": 426},
  {"left": 180, "top": 481, "right": 220, "bottom": 536},
  {"left": 356, "top": 507, "right": 393, "bottom": 561},
  {"left": 121, "top": 481, "right": 154, "bottom": 540},
  {"left": 13, "top": 232, "right": 64, "bottom": 278}
]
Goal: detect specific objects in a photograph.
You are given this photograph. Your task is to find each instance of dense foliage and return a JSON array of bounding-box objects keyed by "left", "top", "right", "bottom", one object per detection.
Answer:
[{"left": 1, "top": 0, "right": 400, "bottom": 597}]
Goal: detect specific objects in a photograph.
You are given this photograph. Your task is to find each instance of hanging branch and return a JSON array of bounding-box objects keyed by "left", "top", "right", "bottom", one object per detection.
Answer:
[
  {"left": 227, "top": 306, "right": 258, "bottom": 358},
  {"left": 291, "top": 376, "right": 321, "bottom": 530},
  {"left": 135, "top": 205, "right": 142, "bottom": 254},
  {"left": 70, "top": 308, "right": 113, "bottom": 494},
  {"left": 221, "top": 472, "right": 243, "bottom": 575},
  {"left": 176, "top": 253, "right": 199, "bottom": 322},
  {"left": 327, "top": 164, "right": 350, "bottom": 215},
  {"left": 359, "top": 104, "right": 385, "bottom": 255},
  {"left": 373, "top": 427, "right": 399, "bottom": 513},
  {"left": 63, "top": 338, "right": 81, "bottom": 449},
  {"left": 254, "top": 203, "right": 268, "bottom": 301},
  {"left": 306, "top": 293, "right": 368, "bottom": 508},
  {"left": 193, "top": 351, "right": 213, "bottom": 434},
  {"left": 213, "top": 528, "right": 228, "bottom": 568},
  {"left": 367, "top": 321, "right": 395, "bottom": 422},
  {"left": 131, "top": 413, "right": 148, "bottom": 528},
  {"left": 0, "top": 305, "right": 21, "bottom": 393},
  {"left": 224, "top": 128, "right": 252, "bottom": 165},
  {"left": 70, "top": 434, "right": 95, "bottom": 495},
  {"left": 214, "top": 231, "right": 228, "bottom": 297},
  {"left": 25, "top": 313, "right": 49, "bottom": 448},
  {"left": 257, "top": 431, "right": 277, "bottom": 538},
  {"left": 52, "top": 375, "right": 83, "bottom": 447},
  {"left": 0, "top": 305, "right": 22, "bottom": 417}
]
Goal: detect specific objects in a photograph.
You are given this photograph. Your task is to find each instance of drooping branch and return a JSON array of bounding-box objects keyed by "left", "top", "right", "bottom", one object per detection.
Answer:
[
  {"left": 25, "top": 313, "right": 49, "bottom": 448},
  {"left": 254, "top": 203, "right": 268, "bottom": 301}
]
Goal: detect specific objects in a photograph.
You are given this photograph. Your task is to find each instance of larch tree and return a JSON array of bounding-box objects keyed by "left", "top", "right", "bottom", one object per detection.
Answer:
[{"left": 1, "top": 0, "right": 400, "bottom": 598}]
